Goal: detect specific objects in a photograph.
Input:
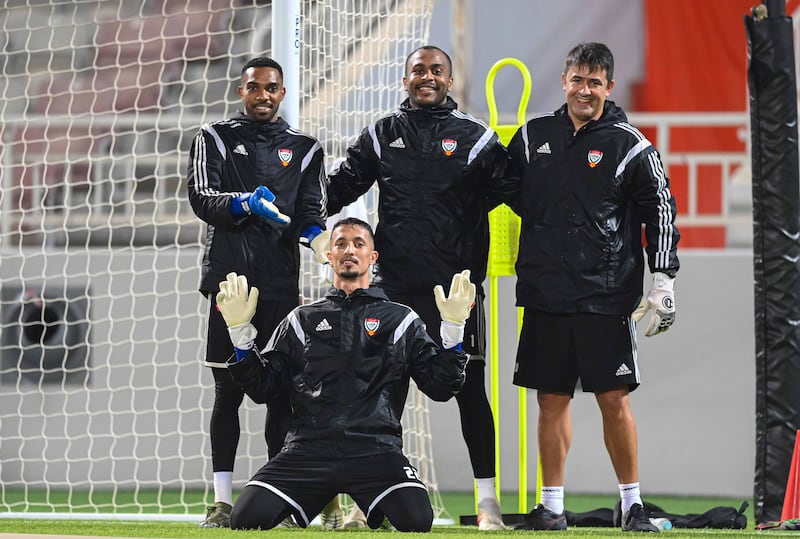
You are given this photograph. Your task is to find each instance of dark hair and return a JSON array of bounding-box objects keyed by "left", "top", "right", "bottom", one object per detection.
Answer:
[
  {"left": 564, "top": 42, "right": 614, "bottom": 82},
  {"left": 404, "top": 45, "right": 453, "bottom": 77},
  {"left": 241, "top": 56, "right": 284, "bottom": 79},
  {"left": 331, "top": 217, "right": 375, "bottom": 245}
]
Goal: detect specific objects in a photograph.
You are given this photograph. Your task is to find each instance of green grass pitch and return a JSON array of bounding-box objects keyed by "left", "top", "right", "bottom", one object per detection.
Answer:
[{"left": 0, "top": 491, "right": 767, "bottom": 538}]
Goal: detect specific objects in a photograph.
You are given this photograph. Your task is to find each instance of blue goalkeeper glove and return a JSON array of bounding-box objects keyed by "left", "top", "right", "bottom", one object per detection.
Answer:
[
  {"left": 230, "top": 186, "right": 291, "bottom": 225},
  {"left": 300, "top": 225, "right": 331, "bottom": 265}
]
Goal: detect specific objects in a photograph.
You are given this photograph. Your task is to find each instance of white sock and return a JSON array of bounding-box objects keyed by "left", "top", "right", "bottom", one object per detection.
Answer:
[
  {"left": 475, "top": 477, "right": 498, "bottom": 503},
  {"left": 540, "top": 485, "right": 564, "bottom": 514},
  {"left": 213, "top": 471, "right": 233, "bottom": 506},
  {"left": 619, "top": 482, "right": 642, "bottom": 514}
]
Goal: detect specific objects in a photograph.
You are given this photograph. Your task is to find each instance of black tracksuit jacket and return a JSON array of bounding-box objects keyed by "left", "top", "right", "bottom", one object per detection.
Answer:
[
  {"left": 326, "top": 97, "right": 513, "bottom": 295},
  {"left": 506, "top": 101, "right": 680, "bottom": 315},
  {"left": 227, "top": 286, "right": 467, "bottom": 458},
  {"left": 187, "top": 114, "right": 327, "bottom": 301}
]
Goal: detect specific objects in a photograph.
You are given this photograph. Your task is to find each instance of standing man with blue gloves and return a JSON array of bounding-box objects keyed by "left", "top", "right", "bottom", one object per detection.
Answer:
[
  {"left": 215, "top": 217, "right": 472, "bottom": 532},
  {"left": 187, "top": 56, "right": 329, "bottom": 528}
]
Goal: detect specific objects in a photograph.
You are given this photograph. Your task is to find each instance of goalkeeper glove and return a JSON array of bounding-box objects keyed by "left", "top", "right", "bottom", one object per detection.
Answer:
[
  {"left": 632, "top": 271, "right": 676, "bottom": 337},
  {"left": 433, "top": 270, "right": 476, "bottom": 350},
  {"left": 300, "top": 225, "right": 331, "bottom": 265},
  {"left": 230, "top": 185, "right": 291, "bottom": 225},
  {"left": 216, "top": 272, "right": 259, "bottom": 360}
]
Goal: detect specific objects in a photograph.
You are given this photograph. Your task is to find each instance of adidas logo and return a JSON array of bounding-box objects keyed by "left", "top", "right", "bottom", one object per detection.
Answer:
[
  {"left": 536, "top": 142, "right": 551, "bottom": 154},
  {"left": 315, "top": 318, "right": 332, "bottom": 332},
  {"left": 389, "top": 137, "right": 405, "bottom": 149},
  {"left": 233, "top": 144, "right": 248, "bottom": 156},
  {"left": 615, "top": 363, "right": 632, "bottom": 376}
]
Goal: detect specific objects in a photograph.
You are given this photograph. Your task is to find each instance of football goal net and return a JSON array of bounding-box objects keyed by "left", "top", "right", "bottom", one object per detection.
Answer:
[{"left": 0, "top": 0, "right": 444, "bottom": 521}]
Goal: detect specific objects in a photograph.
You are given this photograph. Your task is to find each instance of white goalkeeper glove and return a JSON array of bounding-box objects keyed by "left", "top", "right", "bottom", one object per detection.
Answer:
[
  {"left": 216, "top": 272, "right": 259, "bottom": 354},
  {"left": 433, "top": 270, "right": 476, "bottom": 349},
  {"left": 632, "top": 272, "right": 675, "bottom": 337},
  {"left": 300, "top": 225, "right": 331, "bottom": 265}
]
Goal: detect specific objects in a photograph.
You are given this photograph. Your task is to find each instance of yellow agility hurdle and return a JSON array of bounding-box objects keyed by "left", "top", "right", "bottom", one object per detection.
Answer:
[{"left": 484, "top": 57, "right": 537, "bottom": 515}]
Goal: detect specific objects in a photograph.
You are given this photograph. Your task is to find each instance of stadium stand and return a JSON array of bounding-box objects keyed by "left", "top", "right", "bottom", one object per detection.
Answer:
[
  {"left": 10, "top": 71, "right": 111, "bottom": 215},
  {"left": 4, "top": 0, "right": 260, "bottom": 239}
]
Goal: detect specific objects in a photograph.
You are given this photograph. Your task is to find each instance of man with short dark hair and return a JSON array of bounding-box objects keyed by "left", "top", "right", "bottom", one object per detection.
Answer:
[
  {"left": 216, "top": 218, "right": 472, "bottom": 532},
  {"left": 326, "top": 46, "right": 512, "bottom": 530},
  {"left": 187, "top": 55, "right": 328, "bottom": 528},
  {"left": 505, "top": 42, "right": 680, "bottom": 533}
]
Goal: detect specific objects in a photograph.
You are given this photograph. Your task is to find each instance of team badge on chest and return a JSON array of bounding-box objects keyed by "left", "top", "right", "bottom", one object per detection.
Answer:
[
  {"left": 441, "top": 139, "right": 457, "bottom": 156},
  {"left": 587, "top": 149, "right": 603, "bottom": 168},
  {"left": 364, "top": 317, "right": 380, "bottom": 336},
  {"left": 278, "top": 148, "right": 293, "bottom": 167}
]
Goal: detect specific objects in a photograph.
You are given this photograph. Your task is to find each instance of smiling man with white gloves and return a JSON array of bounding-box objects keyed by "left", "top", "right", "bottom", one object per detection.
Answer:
[
  {"left": 503, "top": 42, "right": 680, "bottom": 533},
  {"left": 216, "top": 217, "right": 473, "bottom": 532}
]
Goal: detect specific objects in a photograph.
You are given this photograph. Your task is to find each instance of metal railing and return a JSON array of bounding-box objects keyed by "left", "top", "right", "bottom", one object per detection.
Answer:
[{"left": 627, "top": 112, "right": 751, "bottom": 229}]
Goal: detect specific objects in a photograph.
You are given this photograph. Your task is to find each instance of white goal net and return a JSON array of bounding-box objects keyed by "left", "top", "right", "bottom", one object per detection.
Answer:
[{"left": 0, "top": 0, "right": 443, "bottom": 521}]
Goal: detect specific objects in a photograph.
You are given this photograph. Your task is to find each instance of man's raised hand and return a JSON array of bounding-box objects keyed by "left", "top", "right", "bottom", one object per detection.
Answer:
[
  {"left": 433, "top": 270, "right": 476, "bottom": 349},
  {"left": 216, "top": 272, "right": 259, "bottom": 353}
]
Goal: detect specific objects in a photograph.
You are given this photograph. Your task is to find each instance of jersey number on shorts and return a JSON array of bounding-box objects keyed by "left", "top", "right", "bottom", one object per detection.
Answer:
[{"left": 403, "top": 466, "right": 421, "bottom": 480}]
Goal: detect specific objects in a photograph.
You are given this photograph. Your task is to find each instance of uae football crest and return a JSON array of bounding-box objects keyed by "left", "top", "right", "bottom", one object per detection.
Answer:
[
  {"left": 441, "top": 139, "right": 457, "bottom": 156},
  {"left": 587, "top": 149, "right": 603, "bottom": 168},
  {"left": 364, "top": 317, "right": 380, "bottom": 336},
  {"left": 278, "top": 148, "right": 293, "bottom": 167}
]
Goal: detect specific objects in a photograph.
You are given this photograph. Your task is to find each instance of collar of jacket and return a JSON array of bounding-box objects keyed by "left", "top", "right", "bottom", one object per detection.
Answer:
[
  {"left": 557, "top": 99, "right": 628, "bottom": 133},
  {"left": 398, "top": 95, "right": 458, "bottom": 119},
  {"left": 324, "top": 285, "right": 390, "bottom": 302},
  {"left": 235, "top": 112, "right": 290, "bottom": 134}
]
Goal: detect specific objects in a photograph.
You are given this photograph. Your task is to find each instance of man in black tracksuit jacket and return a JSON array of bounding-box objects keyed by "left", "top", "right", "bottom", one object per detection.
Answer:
[
  {"left": 325, "top": 46, "right": 513, "bottom": 530},
  {"left": 503, "top": 43, "right": 680, "bottom": 533},
  {"left": 216, "top": 218, "right": 471, "bottom": 532},
  {"left": 187, "top": 56, "right": 327, "bottom": 528},
  {"left": 507, "top": 98, "right": 680, "bottom": 314}
]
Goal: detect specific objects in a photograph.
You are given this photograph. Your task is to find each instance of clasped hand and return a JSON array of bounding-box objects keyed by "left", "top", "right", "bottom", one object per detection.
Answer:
[
  {"left": 232, "top": 185, "right": 291, "bottom": 224},
  {"left": 249, "top": 186, "right": 291, "bottom": 224}
]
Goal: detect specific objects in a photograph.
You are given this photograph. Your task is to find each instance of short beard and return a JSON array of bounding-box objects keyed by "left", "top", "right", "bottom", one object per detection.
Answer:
[{"left": 338, "top": 268, "right": 359, "bottom": 280}]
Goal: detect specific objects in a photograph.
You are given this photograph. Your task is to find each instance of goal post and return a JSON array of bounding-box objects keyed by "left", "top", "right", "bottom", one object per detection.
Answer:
[{"left": 0, "top": 0, "right": 443, "bottom": 521}]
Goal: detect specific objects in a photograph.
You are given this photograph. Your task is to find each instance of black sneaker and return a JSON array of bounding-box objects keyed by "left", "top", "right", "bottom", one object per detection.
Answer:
[
  {"left": 513, "top": 503, "right": 567, "bottom": 530},
  {"left": 622, "top": 503, "right": 659, "bottom": 532}
]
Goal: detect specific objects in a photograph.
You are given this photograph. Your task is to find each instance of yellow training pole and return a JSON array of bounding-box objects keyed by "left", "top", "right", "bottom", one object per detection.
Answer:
[{"left": 484, "top": 57, "right": 531, "bottom": 514}]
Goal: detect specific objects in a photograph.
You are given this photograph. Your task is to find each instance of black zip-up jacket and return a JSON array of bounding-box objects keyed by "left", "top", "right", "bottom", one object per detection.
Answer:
[
  {"left": 187, "top": 114, "right": 327, "bottom": 300},
  {"left": 326, "top": 97, "right": 513, "bottom": 295},
  {"left": 506, "top": 101, "right": 680, "bottom": 315},
  {"left": 227, "top": 286, "right": 467, "bottom": 458}
]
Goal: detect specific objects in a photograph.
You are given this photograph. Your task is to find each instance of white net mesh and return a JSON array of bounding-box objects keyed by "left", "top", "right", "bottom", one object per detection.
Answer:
[{"left": 0, "top": 0, "right": 441, "bottom": 520}]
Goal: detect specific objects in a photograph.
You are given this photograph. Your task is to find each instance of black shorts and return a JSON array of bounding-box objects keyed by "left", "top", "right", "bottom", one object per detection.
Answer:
[
  {"left": 204, "top": 297, "right": 298, "bottom": 368},
  {"left": 387, "top": 290, "right": 486, "bottom": 360},
  {"left": 513, "top": 310, "right": 640, "bottom": 395},
  {"left": 245, "top": 451, "right": 427, "bottom": 527}
]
